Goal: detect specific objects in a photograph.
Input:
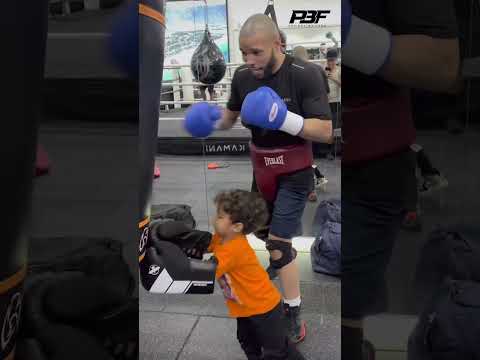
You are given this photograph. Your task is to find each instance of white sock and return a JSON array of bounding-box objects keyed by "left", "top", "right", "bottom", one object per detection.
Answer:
[{"left": 284, "top": 296, "right": 301, "bottom": 307}]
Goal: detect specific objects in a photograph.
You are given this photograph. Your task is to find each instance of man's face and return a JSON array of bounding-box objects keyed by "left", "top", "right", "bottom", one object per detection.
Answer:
[
  {"left": 327, "top": 59, "right": 336, "bottom": 69},
  {"left": 240, "top": 33, "right": 279, "bottom": 79}
]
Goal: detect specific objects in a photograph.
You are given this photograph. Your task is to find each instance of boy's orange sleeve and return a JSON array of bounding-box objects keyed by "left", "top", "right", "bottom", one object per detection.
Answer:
[
  {"left": 207, "top": 233, "right": 220, "bottom": 252},
  {"left": 207, "top": 234, "right": 237, "bottom": 278}
]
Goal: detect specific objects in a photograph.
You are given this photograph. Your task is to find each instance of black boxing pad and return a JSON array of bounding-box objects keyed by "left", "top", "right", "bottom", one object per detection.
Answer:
[
  {"left": 140, "top": 241, "right": 216, "bottom": 294},
  {"left": 190, "top": 27, "right": 226, "bottom": 85},
  {"left": 44, "top": 324, "right": 112, "bottom": 360},
  {"left": 150, "top": 220, "right": 191, "bottom": 239},
  {"left": 150, "top": 221, "right": 212, "bottom": 259},
  {"left": 22, "top": 275, "right": 111, "bottom": 360},
  {"left": 15, "top": 338, "right": 49, "bottom": 360},
  {"left": 151, "top": 204, "right": 196, "bottom": 230},
  {"left": 43, "top": 274, "right": 124, "bottom": 322}
]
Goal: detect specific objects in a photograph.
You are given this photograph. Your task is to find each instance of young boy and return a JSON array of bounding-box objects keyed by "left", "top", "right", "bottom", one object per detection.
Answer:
[{"left": 208, "top": 190, "right": 306, "bottom": 360}]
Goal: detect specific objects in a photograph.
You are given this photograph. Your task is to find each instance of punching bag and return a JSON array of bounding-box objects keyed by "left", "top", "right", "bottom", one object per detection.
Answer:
[
  {"left": 109, "top": 0, "right": 139, "bottom": 78},
  {"left": 138, "top": 0, "right": 165, "bottom": 272},
  {"left": 1, "top": 1, "right": 49, "bottom": 359},
  {"left": 139, "top": 0, "right": 217, "bottom": 294},
  {"left": 190, "top": 26, "right": 226, "bottom": 85}
]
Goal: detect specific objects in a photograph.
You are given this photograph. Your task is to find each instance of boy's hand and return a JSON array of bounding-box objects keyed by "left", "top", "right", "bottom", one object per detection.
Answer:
[{"left": 218, "top": 274, "right": 242, "bottom": 304}]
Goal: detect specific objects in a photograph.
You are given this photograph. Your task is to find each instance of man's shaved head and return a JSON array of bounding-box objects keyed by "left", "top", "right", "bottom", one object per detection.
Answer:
[
  {"left": 238, "top": 14, "right": 285, "bottom": 79},
  {"left": 240, "top": 14, "right": 280, "bottom": 42}
]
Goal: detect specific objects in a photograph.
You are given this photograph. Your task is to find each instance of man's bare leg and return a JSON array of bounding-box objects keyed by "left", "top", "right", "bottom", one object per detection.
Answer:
[
  {"left": 268, "top": 234, "right": 305, "bottom": 343},
  {"left": 269, "top": 234, "right": 300, "bottom": 299}
]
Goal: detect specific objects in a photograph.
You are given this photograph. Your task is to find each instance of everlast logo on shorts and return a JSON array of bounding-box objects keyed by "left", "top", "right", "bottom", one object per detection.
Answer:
[
  {"left": 289, "top": 10, "right": 331, "bottom": 26},
  {"left": 264, "top": 155, "right": 285, "bottom": 166}
]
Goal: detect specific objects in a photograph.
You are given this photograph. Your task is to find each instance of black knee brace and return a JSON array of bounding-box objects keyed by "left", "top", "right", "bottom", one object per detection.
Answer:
[{"left": 265, "top": 240, "right": 295, "bottom": 269}]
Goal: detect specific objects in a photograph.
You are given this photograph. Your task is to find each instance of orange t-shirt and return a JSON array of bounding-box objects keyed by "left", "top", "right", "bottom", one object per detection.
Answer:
[{"left": 208, "top": 233, "right": 281, "bottom": 318}]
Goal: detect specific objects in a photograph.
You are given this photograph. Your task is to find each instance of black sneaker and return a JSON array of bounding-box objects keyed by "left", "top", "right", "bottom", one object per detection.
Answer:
[
  {"left": 265, "top": 248, "right": 297, "bottom": 280},
  {"left": 283, "top": 303, "right": 306, "bottom": 343}
]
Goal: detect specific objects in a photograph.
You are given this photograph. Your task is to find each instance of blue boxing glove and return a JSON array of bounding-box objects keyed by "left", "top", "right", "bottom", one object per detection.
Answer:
[
  {"left": 240, "top": 87, "right": 304, "bottom": 136},
  {"left": 184, "top": 102, "right": 222, "bottom": 138},
  {"left": 341, "top": 0, "right": 392, "bottom": 75}
]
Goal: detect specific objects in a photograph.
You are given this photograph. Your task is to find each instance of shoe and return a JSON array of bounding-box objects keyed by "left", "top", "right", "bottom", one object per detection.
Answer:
[
  {"left": 401, "top": 211, "right": 422, "bottom": 232},
  {"left": 308, "top": 191, "right": 318, "bottom": 202},
  {"left": 265, "top": 248, "right": 297, "bottom": 280},
  {"left": 283, "top": 303, "right": 306, "bottom": 343},
  {"left": 419, "top": 173, "right": 448, "bottom": 196}
]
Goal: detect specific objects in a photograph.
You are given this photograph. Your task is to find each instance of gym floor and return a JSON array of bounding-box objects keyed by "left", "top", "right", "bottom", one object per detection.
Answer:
[{"left": 28, "top": 119, "right": 480, "bottom": 360}]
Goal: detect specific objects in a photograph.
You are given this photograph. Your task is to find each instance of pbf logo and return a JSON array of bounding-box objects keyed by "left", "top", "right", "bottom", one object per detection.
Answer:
[{"left": 289, "top": 10, "right": 331, "bottom": 26}]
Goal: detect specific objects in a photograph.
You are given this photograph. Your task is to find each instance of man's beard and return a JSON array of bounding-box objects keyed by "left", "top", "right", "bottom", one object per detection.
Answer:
[{"left": 262, "top": 50, "right": 277, "bottom": 79}]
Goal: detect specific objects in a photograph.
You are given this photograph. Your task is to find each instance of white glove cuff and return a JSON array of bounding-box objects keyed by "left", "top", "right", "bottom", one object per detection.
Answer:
[
  {"left": 342, "top": 15, "right": 392, "bottom": 75},
  {"left": 280, "top": 111, "right": 304, "bottom": 136}
]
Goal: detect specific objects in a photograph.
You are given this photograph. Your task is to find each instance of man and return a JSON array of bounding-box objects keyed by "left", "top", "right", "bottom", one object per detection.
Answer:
[
  {"left": 292, "top": 45, "right": 308, "bottom": 60},
  {"left": 341, "top": 0, "right": 460, "bottom": 359},
  {"left": 183, "top": 13, "right": 333, "bottom": 343},
  {"left": 325, "top": 48, "right": 341, "bottom": 127},
  {"left": 325, "top": 48, "right": 341, "bottom": 161}
]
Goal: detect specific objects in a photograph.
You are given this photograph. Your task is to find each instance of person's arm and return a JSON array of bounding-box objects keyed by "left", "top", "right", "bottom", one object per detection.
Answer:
[
  {"left": 299, "top": 118, "right": 333, "bottom": 144},
  {"left": 298, "top": 65, "right": 333, "bottom": 143},
  {"left": 328, "top": 69, "right": 341, "bottom": 87},
  {"left": 342, "top": 0, "right": 460, "bottom": 93},
  {"left": 378, "top": 36, "right": 460, "bottom": 93},
  {"left": 207, "top": 234, "right": 220, "bottom": 253},
  {"left": 213, "top": 249, "right": 236, "bottom": 279},
  {"left": 215, "top": 108, "right": 240, "bottom": 130}
]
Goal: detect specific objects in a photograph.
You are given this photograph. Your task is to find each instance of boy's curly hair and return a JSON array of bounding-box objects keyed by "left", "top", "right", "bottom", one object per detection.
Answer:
[{"left": 214, "top": 189, "right": 269, "bottom": 235}]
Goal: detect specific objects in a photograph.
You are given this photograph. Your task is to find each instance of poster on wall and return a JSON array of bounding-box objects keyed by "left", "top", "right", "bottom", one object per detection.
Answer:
[{"left": 163, "top": 0, "right": 230, "bottom": 82}]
